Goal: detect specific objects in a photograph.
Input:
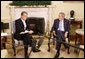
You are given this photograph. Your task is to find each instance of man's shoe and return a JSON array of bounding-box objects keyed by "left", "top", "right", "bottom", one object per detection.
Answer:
[
  {"left": 48, "top": 49, "right": 50, "bottom": 52},
  {"left": 25, "top": 55, "right": 29, "bottom": 58},
  {"left": 54, "top": 52, "right": 60, "bottom": 58},
  {"left": 33, "top": 49, "right": 41, "bottom": 52}
]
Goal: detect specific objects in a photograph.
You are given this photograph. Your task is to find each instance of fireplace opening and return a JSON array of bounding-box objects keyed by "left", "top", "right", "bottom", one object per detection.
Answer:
[{"left": 27, "top": 17, "right": 45, "bottom": 35}]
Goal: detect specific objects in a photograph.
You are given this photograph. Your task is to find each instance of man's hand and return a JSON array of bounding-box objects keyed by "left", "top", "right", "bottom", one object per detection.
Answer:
[
  {"left": 64, "top": 32, "right": 67, "bottom": 39},
  {"left": 28, "top": 30, "right": 34, "bottom": 34},
  {"left": 20, "top": 32, "right": 25, "bottom": 34},
  {"left": 53, "top": 31, "right": 56, "bottom": 36}
]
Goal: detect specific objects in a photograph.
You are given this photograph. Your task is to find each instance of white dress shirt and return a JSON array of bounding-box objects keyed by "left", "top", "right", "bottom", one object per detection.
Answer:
[
  {"left": 58, "top": 19, "right": 64, "bottom": 31},
  {"left": 21, "top": 18, "right": 27, "bottom": 30}
]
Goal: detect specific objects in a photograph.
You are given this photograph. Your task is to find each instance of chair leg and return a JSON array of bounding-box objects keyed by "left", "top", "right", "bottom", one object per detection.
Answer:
[
  {"left": 13, "top": 45, "right": 16, "bottom": 56},
  {"left": 12, "top": 42, "right": 16, "bottom": 56},
  {"left": 67, "top": 38, "right": 70, "bottom": 54},
  {"left": 12, "top": 34, "right": 16, "bottom": 56},
  {"left": 67, "top": 47, "right": 70, "bottom": 54},
  {"left": 48, "top": 37, "right": 51, "bottom": 52},
  {"left": 48, "top": 43, "right": 50, "bottom": 52}
]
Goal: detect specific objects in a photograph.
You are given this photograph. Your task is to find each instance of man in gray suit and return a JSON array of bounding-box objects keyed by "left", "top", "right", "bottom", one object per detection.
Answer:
[{"left": 51, "top": 12, "right": 70, "bottom": 58}]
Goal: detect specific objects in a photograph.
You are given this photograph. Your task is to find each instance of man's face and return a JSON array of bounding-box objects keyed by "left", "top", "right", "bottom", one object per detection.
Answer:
[
  {"left": 59, "top": 14, "right": 64, "bottom": 21},
  {"left": 21, "top": 13, "right": 28, "bottom": 20}
]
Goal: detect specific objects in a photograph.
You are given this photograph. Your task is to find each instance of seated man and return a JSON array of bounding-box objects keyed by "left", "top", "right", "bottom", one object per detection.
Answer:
[
  {"left": 52, "top": 12, "right": 70, "bottom": 58},
  {"left": 14, "top": 11, "right": 41, "bottom": 58}
]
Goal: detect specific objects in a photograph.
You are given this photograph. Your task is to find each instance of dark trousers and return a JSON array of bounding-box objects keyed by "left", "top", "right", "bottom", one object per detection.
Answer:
[
  {"left": 56, "top": 30, "right": 68, "bottom": 53},
  {"left": 20, "top": 34, "right": 36, "bottom": 56},
  {"left": 20, "top": 33, "right": 30, "bottom": 56}
]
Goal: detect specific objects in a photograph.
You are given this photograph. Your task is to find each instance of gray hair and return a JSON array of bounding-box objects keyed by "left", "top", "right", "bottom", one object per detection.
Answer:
[{"left": 59, "top": 12, "right": 65, "bottom": 17}]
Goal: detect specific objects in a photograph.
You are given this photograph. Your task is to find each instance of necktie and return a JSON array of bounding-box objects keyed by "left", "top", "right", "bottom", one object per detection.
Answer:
[{"left": 59, "top": 21, "right": 62, "bottom": 31}]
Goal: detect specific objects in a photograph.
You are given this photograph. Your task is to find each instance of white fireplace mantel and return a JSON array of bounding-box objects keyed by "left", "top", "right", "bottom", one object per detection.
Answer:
[{"left": 10, "top": 6, "right": 53, "bottom": 32}]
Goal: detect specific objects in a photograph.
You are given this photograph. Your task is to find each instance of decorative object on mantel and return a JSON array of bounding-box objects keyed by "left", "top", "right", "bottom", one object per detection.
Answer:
[
  {"left": 9, "top": 1, "right": 51, "bottom": 7},
  {"left": 70, "top": 10, "right": 75, "bottom": 21}
]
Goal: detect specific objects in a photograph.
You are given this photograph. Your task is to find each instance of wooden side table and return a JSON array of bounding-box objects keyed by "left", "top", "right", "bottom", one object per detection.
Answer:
[
  {"left": 1, "top": 33, "right": 8, "bottom": 49},
  {"left": 70, "top": 20, "right": 82, "bottom": 28},
  {"left": 74, "top": 29, "right": 84, "bottom": 54},
  {"left": 70, "top": 20, "right": 82, "bottom": 40},
  {"left": 75, "top": 29, "right": 84, "bottom": 45}
]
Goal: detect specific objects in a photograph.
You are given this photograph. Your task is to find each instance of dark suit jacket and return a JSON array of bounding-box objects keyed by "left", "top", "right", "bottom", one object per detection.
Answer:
[
  {"left": 14, "top": 18, "right": 30, "bottom": 40},
  {"left": 51, "top": 18, "right": 70, "bottom": 37}
]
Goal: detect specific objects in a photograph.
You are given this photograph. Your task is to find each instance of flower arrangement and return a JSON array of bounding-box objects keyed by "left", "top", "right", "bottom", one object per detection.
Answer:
[{"left": 9, "top": 1, "right": 51, "bottom": 6}]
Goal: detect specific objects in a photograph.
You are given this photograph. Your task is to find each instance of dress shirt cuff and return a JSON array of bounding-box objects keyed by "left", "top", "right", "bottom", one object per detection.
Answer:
[{"left": 66, "top": 31, "right": 68, "bottom": 34}]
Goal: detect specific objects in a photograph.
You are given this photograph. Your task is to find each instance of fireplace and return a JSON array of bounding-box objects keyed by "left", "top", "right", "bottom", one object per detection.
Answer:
[
  {"left": 10, "top": 6, "right": 53, "bottom": 34},
  {"left": 27, "top": 17, "right": 45, "bottom": 35}
]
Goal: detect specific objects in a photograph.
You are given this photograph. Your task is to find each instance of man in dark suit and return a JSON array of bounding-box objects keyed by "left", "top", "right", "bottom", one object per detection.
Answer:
[
  {"left": 14, "top": 11, "right": 41, "bottom": 58},
  {"left": 52, "top": 12, "right": 70, "bottom": 58}
]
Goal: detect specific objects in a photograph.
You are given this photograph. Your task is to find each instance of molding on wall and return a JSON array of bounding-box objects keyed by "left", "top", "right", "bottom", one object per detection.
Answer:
[
  {"left": 9, "top": 5, "right": 55, "bottom": 8},
  {"left": 63, "top": 1, "right": 84, "bottom": 3}
]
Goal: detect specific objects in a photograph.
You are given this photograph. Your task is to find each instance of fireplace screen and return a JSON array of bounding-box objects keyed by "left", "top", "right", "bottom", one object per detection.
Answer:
[{"left": 27, "top": 17, "right": 45, "bottom": 35}]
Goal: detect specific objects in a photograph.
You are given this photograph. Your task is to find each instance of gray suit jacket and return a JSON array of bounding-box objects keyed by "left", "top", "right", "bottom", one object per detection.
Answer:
[{"left": 50, "top": 18, "right": 70, "bottom": 37}]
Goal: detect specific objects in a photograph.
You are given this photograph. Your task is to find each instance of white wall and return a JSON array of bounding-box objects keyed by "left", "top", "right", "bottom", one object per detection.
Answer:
[
  {"left": 1, "top": 1, "right": 12, "bottom": 35},
  {"left": 51, "top": 1, "right": 84, "bottom": 28},
  {"left": 1, "top": 1, "right": 84, "bottom": 35}
]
